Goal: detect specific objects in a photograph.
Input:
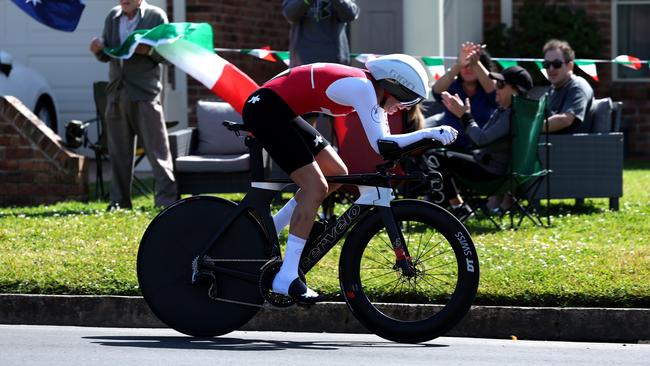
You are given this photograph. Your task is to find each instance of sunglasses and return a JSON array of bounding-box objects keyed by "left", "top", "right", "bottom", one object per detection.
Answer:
[
  {"left": 542, "top": 59, "right": 566, "bottom": 69},
  {"left": 496, "top": 80, "right": 508, "bottom": 89}
]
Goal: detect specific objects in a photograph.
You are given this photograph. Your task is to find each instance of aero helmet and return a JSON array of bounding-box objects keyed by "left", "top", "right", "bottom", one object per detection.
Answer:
[{"left": 366, "top": 54, "right": 429, "bottom": 106}]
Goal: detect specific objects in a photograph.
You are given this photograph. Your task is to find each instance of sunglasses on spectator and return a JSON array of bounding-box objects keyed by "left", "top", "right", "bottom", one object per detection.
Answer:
[{"left": 542, "top": 59, "right": 566, "bottom": 69}]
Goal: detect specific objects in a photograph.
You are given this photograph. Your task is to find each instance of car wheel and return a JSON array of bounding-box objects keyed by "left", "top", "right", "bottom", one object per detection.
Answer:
[{"left": 34, "top": 96, "right": 57, "bottom": 132}]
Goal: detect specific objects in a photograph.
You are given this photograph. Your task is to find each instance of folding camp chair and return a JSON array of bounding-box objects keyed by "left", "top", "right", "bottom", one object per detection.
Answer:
[
  {"left": 452, "top": 95, "right": 552, "bottom": 229},
  {"left": 83, "top": 81, "right": 110, "bottom": 198}
]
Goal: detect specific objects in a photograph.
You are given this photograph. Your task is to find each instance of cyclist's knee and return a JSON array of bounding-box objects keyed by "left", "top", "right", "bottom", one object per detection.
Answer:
[
  {"left": 299, "top": 179, "right": 328, "bottom": 203},
  {"left": 309, "top": 180, "right": 329, "bottom": 201}
]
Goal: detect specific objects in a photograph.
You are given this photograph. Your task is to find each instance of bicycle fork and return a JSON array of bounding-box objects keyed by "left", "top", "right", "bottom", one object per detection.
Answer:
[{"left": 357, "top": 186, "right": 417, "bottom": 277}]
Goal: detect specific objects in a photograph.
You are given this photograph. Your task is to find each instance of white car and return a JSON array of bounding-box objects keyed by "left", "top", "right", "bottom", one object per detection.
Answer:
[{"left": 0, "top": 49, "right": 59, "bottom": 132}]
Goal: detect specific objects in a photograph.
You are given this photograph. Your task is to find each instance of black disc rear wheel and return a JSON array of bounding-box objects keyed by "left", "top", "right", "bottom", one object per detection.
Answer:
[
  {"left": 339, "top": 200, "right": 480, "bottom": 343},
  {"left": 137, "top": 196, "right": 270, "bottom": 337}
]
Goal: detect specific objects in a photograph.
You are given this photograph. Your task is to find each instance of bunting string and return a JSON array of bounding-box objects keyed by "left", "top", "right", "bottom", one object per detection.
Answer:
[{"left": 215, "top": 46, "right": 649, "bottom": 82}]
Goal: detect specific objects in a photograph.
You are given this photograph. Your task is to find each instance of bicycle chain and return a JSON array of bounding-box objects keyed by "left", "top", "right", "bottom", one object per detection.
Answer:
[
  {"left": 206, "top": 287, "right": 266, "bottom": 308},
  {"left": 203, "top": 258, "right": 269, "bottom": 263},
  {"left": 197, "top": 256, "right": 288, "bottom": 309}
]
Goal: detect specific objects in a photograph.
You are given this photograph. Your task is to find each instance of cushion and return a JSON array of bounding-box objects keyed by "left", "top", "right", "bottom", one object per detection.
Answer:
[
  {"left": 196, "top": 100, "right": 247, "bottom": 155},
  {"left": 590, "top": 98, "right": 613, "bottom": 133},
  {"left": 175, "top": 153, "right": 250, "bottom": 173}
]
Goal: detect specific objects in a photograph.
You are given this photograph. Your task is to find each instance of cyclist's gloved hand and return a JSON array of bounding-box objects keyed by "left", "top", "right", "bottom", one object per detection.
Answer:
[{"left": 429, "top": 126, "right": 458, "bottom": 145}]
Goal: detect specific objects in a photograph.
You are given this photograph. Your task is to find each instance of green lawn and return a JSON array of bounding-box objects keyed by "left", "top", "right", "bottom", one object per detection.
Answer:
[{"left": 0, "top": 161, "right": 648, "bottom": 307}]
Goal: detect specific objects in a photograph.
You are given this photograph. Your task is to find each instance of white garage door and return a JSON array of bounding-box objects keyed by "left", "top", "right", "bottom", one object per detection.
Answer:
[{"left": 0, "top": 0, "right": 166, "bottom": 137}]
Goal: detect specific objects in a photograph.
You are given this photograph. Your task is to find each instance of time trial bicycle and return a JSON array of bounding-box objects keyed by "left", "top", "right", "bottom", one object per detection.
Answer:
[{"left": 137, "top": 121, "right": 480, "bottom": 343}]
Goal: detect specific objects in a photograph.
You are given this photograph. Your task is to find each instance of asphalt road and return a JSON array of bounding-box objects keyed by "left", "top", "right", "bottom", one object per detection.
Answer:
[{"left": 1, "top": 325, "right": 648, "bottom": 366}]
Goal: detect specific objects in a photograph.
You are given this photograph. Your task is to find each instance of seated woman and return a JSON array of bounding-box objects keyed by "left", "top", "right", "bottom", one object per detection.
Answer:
[
  {"left": 430, "top": 42, "right": 497, "bottom": 150},
  {"left": 434, "top": 66, "right": 534, "bottom": 219}
]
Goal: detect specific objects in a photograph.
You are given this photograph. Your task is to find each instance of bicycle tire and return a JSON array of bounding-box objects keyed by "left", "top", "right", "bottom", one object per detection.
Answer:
[
  {"left": 137, "top": 196, "right": 270, "bottom": 337},
  {"left": 339, "top": 199, "right": 479, "bottom": 343}
]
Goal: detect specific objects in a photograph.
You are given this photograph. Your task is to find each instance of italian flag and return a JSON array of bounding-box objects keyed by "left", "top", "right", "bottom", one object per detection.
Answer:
[
  {"left": 421, "top": 56, "right": 445, "bottom": 80},
  {"left": 575, "top": 61, "right": 598, "bottom": 82},
  {"left": 534, "top": 61, "right": 549, "bottom": 80},
  {"left": 354, "top": 53, "right": 378, "bottom": 64},
  {"left": 274, "top": 51, "right": 291, "bottom": 66},
  {"left": 614, "top": 55, "right": 642, "bottom": 70},
  {"left": 496, "top": 59, "right": 518, "bottom": 70},
  {"left": 244, "top": 45, "right": 276, "bottom": 62},
  {"left": 102, "top": 22, "right": 258, "bottom": 114}
]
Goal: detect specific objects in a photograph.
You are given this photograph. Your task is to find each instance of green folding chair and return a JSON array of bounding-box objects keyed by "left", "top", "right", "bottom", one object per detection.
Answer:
[{"left": 452, "top": 95, "right": 552, "bottom": 228}]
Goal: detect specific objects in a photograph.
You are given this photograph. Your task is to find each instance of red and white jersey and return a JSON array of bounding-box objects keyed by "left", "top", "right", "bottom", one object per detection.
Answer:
[
  {"left": 264, "top": 63, "right": 373, "bottom": 117},
  {"left": 259, "top": 63, "right": 436, "bottom": 154}
]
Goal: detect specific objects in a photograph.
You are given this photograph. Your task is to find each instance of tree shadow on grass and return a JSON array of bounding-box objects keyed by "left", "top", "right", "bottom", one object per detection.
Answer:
[
  {"left": 462, "top": 200, "right": 605, "bottom": 234},
  {"left": 0, "top": 204, "right": 159, "bottom": 219}
]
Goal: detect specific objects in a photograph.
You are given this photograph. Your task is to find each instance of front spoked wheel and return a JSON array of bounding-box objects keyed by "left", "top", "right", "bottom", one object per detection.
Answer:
[{"left": 339, "top": 200, "right": 480, "bottom": 343}]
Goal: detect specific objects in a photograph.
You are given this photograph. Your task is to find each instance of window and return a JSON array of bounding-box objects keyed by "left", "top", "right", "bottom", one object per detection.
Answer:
[{"left": 613, "top": 1, "right": 650, "bottom": 81}]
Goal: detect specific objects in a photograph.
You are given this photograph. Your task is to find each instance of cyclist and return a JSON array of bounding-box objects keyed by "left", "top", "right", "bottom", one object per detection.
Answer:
[{"left": 242, "top": 54, "right": 458, "bottom": 303}]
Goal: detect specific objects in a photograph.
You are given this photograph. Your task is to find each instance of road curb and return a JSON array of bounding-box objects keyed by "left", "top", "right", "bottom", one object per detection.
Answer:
[{"left": 1, "top": 294, "right": 649, "bottom": 342}]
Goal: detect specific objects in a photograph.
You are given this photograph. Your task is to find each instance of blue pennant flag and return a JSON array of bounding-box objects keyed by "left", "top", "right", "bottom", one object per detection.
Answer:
[{"left": 11, "top": 0, "right": 85, "bottom": 32}]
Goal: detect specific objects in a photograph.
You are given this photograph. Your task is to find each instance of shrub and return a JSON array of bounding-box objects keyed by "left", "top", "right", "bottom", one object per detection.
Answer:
[{"left": 485, "top": 1, "right": 601, "bottom": 58}]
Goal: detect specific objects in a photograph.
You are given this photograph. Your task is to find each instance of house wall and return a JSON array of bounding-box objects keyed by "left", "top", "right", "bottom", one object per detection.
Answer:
[
  {"left": 182, "top": 0, "right": 288, "bottom": 125},
  {"left": 483, "top": 0, "right": 649, "bottom": 157}
]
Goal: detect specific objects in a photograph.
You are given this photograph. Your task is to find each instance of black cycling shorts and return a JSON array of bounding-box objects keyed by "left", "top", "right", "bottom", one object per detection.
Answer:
[{"left": 242, "top": 88, "right": 329, "bottom": 175}]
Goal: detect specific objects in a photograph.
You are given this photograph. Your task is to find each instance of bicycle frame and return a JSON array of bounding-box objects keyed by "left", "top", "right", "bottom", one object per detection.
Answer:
[
  {"left": 195, "top": 179, "right": 415, "bottom": 283},
  {"left": 194, "top": 129, "right": 431, "bottom": 284}
]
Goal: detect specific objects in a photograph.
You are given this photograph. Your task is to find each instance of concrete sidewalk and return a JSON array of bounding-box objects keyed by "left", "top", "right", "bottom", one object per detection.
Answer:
[{"left": 1, "top": 294, "right": 648, "bottom": 343}]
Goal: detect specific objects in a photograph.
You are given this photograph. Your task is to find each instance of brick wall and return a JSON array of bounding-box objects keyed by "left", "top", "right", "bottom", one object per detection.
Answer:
[
  {"left": 484, "top": 0, "right": 501, "bottom": 30},
  {"left": 485, "top": 0, "right": 649, "bottom": 157},
  {"left": 0, "top": 97, "right": 88, "bottom": 206},
  {"left": 176, "top": 0, "right": 289, "bottom": 125}
]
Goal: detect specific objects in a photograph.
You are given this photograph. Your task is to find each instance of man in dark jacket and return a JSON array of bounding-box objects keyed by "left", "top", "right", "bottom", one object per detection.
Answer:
[{"left": 282, "top": 0, "right": 359, "bottom": 67}]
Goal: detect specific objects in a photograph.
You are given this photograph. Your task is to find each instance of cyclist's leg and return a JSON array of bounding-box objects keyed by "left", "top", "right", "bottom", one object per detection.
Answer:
[
  {"left": 242, "top": 96, "right": 327, "bottom": 302},
  {"left": 273, "top": 118, "right": 346, "bottom": 234},
  {"left": 315, "top": 145, "right": 348, "bottom": 194},
  {"left": 270, "top": 162, "right": 328, "bottom": 301},
  {"left": 289, "top": 163, "right": 329, "bottom": 239}
]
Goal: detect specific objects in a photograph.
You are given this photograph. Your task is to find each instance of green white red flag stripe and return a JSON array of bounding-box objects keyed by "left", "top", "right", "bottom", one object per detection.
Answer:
[
  {"left": 354, "top": 53, "right": 378, "bottom": 64},
  {"left": 274, "top": 51, "right": 290, "bottom": 66},
  {"left": 534, "top": 61, "right": 549, "bottom": 80},
  {"left": 102, "top": 22, "right": 258, "bottom": 114},
  {"left": 421, "top": 56, "right": 445, "bottom": 80},
  {"left": 614, "top": 55, "right": 642, "bottom": 70},
  {"left": 575, "top": 61, "right": 599, "bottom": 81},
  {"left": 244, "top": 45, "right": 276, "bottom": 62},
  {"left": 497, "top": 59, "right": 518, "bottom": 69}
]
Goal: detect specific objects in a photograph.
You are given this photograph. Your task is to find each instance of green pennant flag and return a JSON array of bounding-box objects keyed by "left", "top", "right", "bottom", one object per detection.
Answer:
[
  {"left": 421, "top": 56, "right": 445, "bottom": 80},
  {"left": 574, "top": 60, "right": 599, "bottom": 81},
  {"left": 535, "top": 61, "right": 548, "bottom": 79},
  {"left": 275, "top": 51, "right": 290, "bottom": 66},
  {"left": 497, "top": 59, "right": 518, "bottom": 69}
]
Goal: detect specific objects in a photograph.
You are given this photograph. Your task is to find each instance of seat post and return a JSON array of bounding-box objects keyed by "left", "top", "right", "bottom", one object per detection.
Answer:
[{"left": 245, "top": 135, "right": 265, "bottom": 181}]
